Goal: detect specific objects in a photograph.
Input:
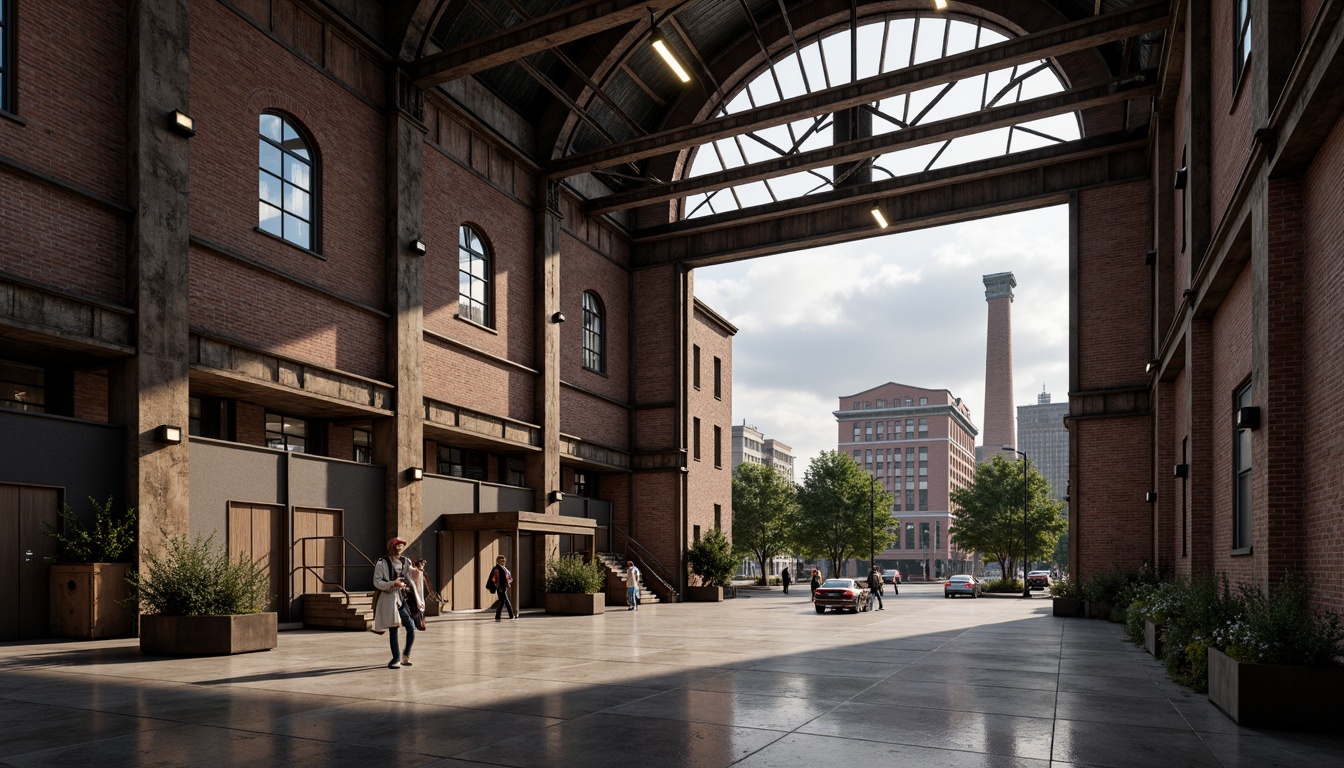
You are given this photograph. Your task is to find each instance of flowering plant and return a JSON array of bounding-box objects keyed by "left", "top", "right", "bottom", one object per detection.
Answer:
[{"left": 1213, "top": 573, "right": 1344, "bottom": 666}]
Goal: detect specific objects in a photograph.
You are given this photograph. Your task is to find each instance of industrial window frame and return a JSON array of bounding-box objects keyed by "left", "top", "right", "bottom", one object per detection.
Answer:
[{"left": 258, "top": 112, "right": 318, "bottom": 252}]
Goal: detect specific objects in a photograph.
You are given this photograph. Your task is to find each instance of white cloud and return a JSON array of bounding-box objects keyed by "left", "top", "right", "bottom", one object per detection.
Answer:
[{"left": 697, "top": 205, "right": 1071, "bottom": 474}]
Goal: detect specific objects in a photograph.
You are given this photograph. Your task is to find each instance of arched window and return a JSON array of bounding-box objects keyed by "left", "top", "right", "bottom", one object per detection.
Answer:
[
  {"left": 582, "top": 291, "right": 604, "bottom": 372},
  {"left": 258, "top": 112, "right": 316, "bottom": 250},
  {"left": 458, "top": 225, "right": 492, "bottom": 327}
]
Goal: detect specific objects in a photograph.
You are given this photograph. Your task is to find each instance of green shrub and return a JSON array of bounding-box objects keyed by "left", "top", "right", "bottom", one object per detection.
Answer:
[
  {"left": 43, "top": 496, "right": 137, "bottom": 563},
  {"left": 1049, "top": 576, "right": 1082, "bottom": 599},
  {"left": 544, "top": 553, "right": 605, "bottom": 594},
  {"left": 754, "top": 576, "right": 782, "bottom": 586},
  {"left": 1160, "top": 573, "right": 1241, "bottom": 691},
  {"left": 686, "top": 529, "right": 737, "bottom": 587},
  {"left": 127, "top": 533, "right": 271, "bottom": 616},
  {"left": 982, "top": 578, "right": 1022, "bottom": 593},
  {"left": 1213, "top": 573, "right": 1344, "bottom": 666}
]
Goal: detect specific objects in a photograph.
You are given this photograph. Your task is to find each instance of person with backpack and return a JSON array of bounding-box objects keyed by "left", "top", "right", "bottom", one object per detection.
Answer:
[
  {"left": 867, "top": 565, "right": 885, "bottom": 610},
  {"left": 373, "top": 537, "right": 420, "bottom": 668},
  {"left": 488, "top": 554, "right": 516, "bottom": 621}
]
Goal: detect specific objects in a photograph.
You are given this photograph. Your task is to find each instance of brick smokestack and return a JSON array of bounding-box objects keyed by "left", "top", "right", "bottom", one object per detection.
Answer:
[{"left": 981, "top": 272, "right": 1017, "bottom": 462}]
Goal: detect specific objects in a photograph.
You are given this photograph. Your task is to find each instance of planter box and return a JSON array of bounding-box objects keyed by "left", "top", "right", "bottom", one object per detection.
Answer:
[
  {"left": 545, "top": 592, "right": 605, "bottom": 615},
  {"left": 1086, "top": 600, "right": 1113, "bottom": 619},
  {"left": 685, "top": 585, "right": 723, "bottom": 602},
  {"left": 140, "top": 613, "right": 277, "bottom": 656},
  {"left": 1052, "top": 597, "right": 1083, "bottom": 617},
  {"left": 49, "top": 563, "right": 135, "bottom": 639},
  {"left": 1144, "top": 620, "right": 1163, "bottom": 657},
  {"left": 1208, "top": 647, "right": 1344, "bottom": 730}
]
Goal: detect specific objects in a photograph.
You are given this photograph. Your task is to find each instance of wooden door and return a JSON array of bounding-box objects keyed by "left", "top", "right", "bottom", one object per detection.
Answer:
[
  {"left": 292, "top": 507, "right": 343, "bottom": 594},
  {"left": 0, "top": 484, "right": 61, "bottom": 640},
  {"left": 227, "top": 502, "right": 284, "bottom": 617}
]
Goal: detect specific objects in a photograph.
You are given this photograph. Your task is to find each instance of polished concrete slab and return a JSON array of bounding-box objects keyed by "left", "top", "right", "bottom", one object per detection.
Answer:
[{"left": 2, "top": 584, "right": 1340, "bottom": 767}]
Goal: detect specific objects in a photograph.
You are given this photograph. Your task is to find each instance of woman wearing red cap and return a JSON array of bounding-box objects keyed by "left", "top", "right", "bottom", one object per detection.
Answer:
[{"left": 373, "top": 537, "right": 419, "bottom": 668}]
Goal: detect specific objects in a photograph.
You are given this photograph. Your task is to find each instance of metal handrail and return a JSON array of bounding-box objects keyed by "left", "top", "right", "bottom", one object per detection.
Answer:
[
  {"left": 292, "top": 535, "right": 378, "bottom": 604},
  {"left": 610, "top": 524, "right": 679, "bottom": 600}
]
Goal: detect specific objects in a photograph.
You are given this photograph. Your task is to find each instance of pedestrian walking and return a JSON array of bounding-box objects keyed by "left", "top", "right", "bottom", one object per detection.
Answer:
[
  {"left": 489, "top": 555, "right": 516, "bottom": 621},
  {"left": 867, "top": 565, "right": 885, "bottom": 610},
  {"left": 809, "top": 568, "right": 822, "bottom": 596},
  {"left": 373, "top": 537, "right": 418, "bottom": 668},
  {"left": 625, "top": 560, "right": 642, "bottom": 610},
  {"left": 781, "top": 566, "right": 792, "bottom": 594}
]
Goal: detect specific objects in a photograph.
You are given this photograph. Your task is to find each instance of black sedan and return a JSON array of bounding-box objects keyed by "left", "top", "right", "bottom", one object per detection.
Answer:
[{"left": 813, "top": 578, "right": 874, "bottom": 613}]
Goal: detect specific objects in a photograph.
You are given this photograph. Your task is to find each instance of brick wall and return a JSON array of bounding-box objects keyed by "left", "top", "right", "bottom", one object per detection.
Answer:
[
  {"left": 686, "top": 301, "right": 734, "bottom": 555},
  {"left": 1209, "top": 0, "right": 1255, "bottom": 229},
  {"left": 1209, "top": 266, "right": 1252, "bottom": 584}
]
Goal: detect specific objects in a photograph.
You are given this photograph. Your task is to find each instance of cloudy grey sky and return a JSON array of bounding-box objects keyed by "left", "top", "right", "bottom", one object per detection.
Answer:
[{"left": 694, "top": 204, "right": 1070, "bottom": 474}]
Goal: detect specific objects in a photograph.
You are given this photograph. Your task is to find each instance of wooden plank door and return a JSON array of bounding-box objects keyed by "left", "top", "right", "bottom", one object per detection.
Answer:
[
  {"left": 227, "top": 502, "right": 284, "bottom": 617},
  {"left": 292, "top": 507, "right": 343, "bottom": 595},
  {"left": 0, "top": 483, "right": 61, "bottom": 640}
]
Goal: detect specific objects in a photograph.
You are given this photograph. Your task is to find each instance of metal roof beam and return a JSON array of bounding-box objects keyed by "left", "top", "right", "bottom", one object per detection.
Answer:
[
  {"left": 586, "top": 73, "right": 1156, "bottom": 214},
  {"left": 409, "top": 0, "right": 683, "bottom": 86},
  {"left": 548, "top": 0, "right": 1169, "bottom": 178}
]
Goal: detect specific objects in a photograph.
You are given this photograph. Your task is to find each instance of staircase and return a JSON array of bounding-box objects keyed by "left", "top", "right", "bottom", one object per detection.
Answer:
[
  {"left": 303, "top": 591, "right": 376, "bottom": 630},
  {"left": 596, "top": 553, "right": 668, "bottom": 604}
]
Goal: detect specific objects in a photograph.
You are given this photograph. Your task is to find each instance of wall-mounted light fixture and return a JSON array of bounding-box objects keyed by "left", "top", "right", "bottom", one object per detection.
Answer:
[
  {"left": 411, "top": 239, "right": 427, "bottom": 255},
  {"left": 1236, "top": 406, "right": 1260, "bottom": 430},
  {"left": 870, "top": 203, "right": 890, "bottom": 229},
  {"left": 1173, "top": 463, "right": 1189, "bottom": 478},
  {"left": 406, "top": 467, "right": 424, "bottom": 481},
  {"left": 1144, "top": 249, "right": 1156, "bottom": 265},
  {"left": 551, "top": 311, "right": 566, "bottom": 323},
  {"left": 168, "top": 110, "right": 196, "bottom": 137},
  {"left": 1145, "top": 359, "right": 1160, "bottom": 375},
  {"left": 650, "top": 12, "right": 691, "bottom": 83},
  {"left": 548, "top": 490, "right": 564, "bottom": 504},
  {"left": 1145, "top": 491, "right": 1158, "bottom": 503},
  {"left": 934, "top": 0, "right": 949, "bottom": 9},
  {"left": 1173, "top": 165, "right": 1188, "bottom": 190},
  {"left": 157, "top": 424, "right": 183, "bottom": 444}
]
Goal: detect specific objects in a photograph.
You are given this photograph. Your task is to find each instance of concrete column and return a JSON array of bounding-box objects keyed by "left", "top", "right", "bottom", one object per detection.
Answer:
[
  {"left": 981, "top": 272, "right": 1017, "bottom": 461},
  {"left": 527, "top": 179, "right": 562, "bottom": 515},
  {"left": 375, "top": 71, "right": 425, "bottom": 549},
  {"left": 111, "top": 0, "right": 193, "bottom": 553}
]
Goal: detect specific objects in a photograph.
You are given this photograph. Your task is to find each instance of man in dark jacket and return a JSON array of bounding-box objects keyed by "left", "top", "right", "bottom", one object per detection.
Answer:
[
  {"left": 781, "top": 567, "right": 792, "bottom": 594},
  {"left": 867, "top": 566, "right": 885, "bottom": 610}
]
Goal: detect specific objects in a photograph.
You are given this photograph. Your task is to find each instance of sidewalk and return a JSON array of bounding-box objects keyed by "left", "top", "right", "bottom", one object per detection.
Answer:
[{"left": 2, "top": 584, "right": 1340, "bottom": 766}]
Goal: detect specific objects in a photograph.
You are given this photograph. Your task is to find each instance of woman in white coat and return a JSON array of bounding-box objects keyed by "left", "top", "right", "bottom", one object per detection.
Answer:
[{"left": 373, "top": 537, "right": 419, "bottom": 669}]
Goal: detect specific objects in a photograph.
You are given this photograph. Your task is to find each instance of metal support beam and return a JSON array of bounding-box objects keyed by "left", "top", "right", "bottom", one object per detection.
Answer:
[
  {"left": 548, "top": 0, "right": 1169, "bottom": 178},
  {"left": 410, "top": 0, "right": 683, "bottom": 86},
  {"left": 588, "top": 75, "right": 1156, "bottom": 214}
]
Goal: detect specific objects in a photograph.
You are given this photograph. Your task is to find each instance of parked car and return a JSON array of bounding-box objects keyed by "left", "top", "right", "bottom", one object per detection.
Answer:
[
  {"left": 944, "top": 574, "right": 982, "bottom": 598},
  {"left": 1027, "top": 571, "right": 1053, "bottom": 590},
  {"left": 882, "top": 568, "right": 902, "bottom": 584},
  {"left": 812, "top": 578, "right": 874, "bottom": 613}
]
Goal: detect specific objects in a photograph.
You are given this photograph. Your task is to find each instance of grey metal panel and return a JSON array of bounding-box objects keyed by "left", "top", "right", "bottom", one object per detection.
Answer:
[
  {"left": 187, "top": 440, "right": 283, "bottom": 540},
  {"left": 483, "top": 484, "right": 534, "bottom": 513},
  {"left": 424, "top": 475, "right": 476, "bottom": 516},
  {"left": 0, "top": 411, "right": 124, "bottom": 527}
]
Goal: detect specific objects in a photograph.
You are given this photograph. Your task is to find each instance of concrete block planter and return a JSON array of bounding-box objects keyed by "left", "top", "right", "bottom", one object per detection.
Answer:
[
  {"left": 545, "top": 592, "right": 605, "bottom": 615},
  {"left": 685, "top": 586, "right": 723, "bottom": 602},
  {"left": 140, "top": 613, "right": 277, "bottom": 656},
  {"left": 1052, "top": 597, "right": 1083, "bottom": 617},
  {"left": 49, "top": 563, "right": 136, "bottom": 639},
  {"left": 1207, "top": 647, "right": 1344, "bottom": 730},
  {"left": 1144, "top": 620, "right": 1163, "bottom": 657}
]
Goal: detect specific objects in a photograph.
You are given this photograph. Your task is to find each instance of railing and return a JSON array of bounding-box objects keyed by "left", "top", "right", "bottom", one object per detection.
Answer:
[
  {"left": 610, "top": 523, "right": 679, "bottom": 602},
  {"left": 292, "top": 535, "right": 378, "bottom": 602}
]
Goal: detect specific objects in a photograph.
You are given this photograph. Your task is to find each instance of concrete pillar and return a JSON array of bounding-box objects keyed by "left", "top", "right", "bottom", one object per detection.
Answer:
[
  {"left": 1185, "top": 317, "right": 1214, "bottom": 575},
  {"left": 375, "top": 71, "right": 425, "bottom": 549},
  {"left": 982, "top": 272, "right": 1017, "bottom": 460},
  {"left": 111, "top": 0, "right": 193, "bottom": 553},
  {"left": 528, "top": 180, "right": 562, "bottom": 515}
]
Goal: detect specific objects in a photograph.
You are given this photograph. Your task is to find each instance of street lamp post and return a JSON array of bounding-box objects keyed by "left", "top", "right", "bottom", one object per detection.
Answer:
[{"left": 1003, "top": 445, "right": 1031, "bottom": 598}]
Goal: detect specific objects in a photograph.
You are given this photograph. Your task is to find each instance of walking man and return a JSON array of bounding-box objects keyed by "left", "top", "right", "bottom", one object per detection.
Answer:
[
  {"left": 626, "top": 560, "right": 641, "bottom": 610},
  {"left": 868, "top": 565, "right": 885, "bottom": 610},
  {"left": 489, "top": 555, "right": 516, "bottom": 621},
  {"left": 781, "top": 566, "right": 792, "bottom": 594}
]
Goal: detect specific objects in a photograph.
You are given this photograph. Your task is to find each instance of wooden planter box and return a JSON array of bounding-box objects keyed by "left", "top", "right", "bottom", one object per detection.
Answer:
[
  {"left": 1208, "top": 647, "right": 1344, "bottom": 730},
  {"left": 1086, "top": 600, "right": 1113, "bottom": 619},
  {"left": 140, "top": 613, "right": 277, "bottom": 656},
  {"left": 49, "top": 563, "right": 135, "bottom": 639},
  {"left": 1144, "top": 620, "right": 1163, "bottom": 657},
  {"left": 1052, "top": 597, "right": 1083, "bottom": 617},
  {"left": 685, "top": 585, "right": 723, "bottom": 602},
  {"left": 545, "top": 592, "right": 605, "bottom": 615}
]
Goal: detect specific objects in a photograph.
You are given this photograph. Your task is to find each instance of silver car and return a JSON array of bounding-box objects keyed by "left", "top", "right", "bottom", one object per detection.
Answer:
[{"left": 944, "top": 574, "right": 982, "bottom": 598}]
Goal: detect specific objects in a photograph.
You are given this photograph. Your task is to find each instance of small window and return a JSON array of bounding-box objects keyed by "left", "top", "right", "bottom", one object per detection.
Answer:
[
  {"left": 693, "top": 418, "right": 702, "bottom": 461},
  {"left": 582, "top": 291, "right": 605, "bottom": 373},
  {"left": 905, "top": 522, "right": 915, "bottom": 550},
  {"left": 852, "top": 423, "right": 861, "bottom": 441},
  {"left": 506, "top": 458, "right": 526, "bottom": 487},
  {"left": 437, "top": 445, "right": 487, "bottom": 480},
  {"left": 265, "top": 412, "right": 307, "bottom": 453},
  {"left": 919, "top": 397, "right": 928, "bottom": 405},
  {"left": 865, "top": 422, "right": 873, "bottom": 441},
  {"left": 693, "top": 345, "right": 701, "bottom": 389},
  {"left": 713, "top": 357, "right": 722, "bottom": 399},
  {"left": 714, "top": 504, "right": 722, "bottom": 530},
  {"left": 919, "top": 418, "right": 928, "bottom": 436},
  {"left": 714, "top": 425, "right": 723, "bottom": 467},
  {"left": 573, "top": 471, "right": 596, "bottom": 498},
  {"left": 1233, "top": 382, "right": 1253, "bottom": 551},
  {"left": 0, "top": 0, "right": 13, "bottom": 114},
  {"left": 693, "top": 525, "right": 701, "bottom": 543},
  {"left": 1234, "top": 0, "right": 1252, "bottom": 87},
  {"left": 353, "top": 429, "right": 372, "bottom": 464},
  {"left": 258, "top": 113, "right": 316, "bottom": 250},
  {"left": 0, "top": 360, "right": 45, "bottom": 412},
  {"left": 458, "top": 225, "right": 493, "bottom": 327},
  {"left": 853, "top": 401, "right": 861, "bottom": 410}
]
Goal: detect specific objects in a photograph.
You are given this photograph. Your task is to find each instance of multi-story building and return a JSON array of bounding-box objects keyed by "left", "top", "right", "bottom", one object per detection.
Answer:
[
  {"left": 835, "top": 383, "right": 978, "bottom": 579},
  {"left": 1017, "top": 388, "right": 1070, "bottom": 511},
  {"left": 731, "top": 422, "right": 795, "bottom": 482}
]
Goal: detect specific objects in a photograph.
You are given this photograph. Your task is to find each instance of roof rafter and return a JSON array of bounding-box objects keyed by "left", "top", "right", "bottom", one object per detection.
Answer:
[{"left": 547, "top": 0, "right": 1168, "bottom": 178}]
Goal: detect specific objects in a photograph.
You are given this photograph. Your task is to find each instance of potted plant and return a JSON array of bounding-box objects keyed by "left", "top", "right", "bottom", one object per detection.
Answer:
[
  {"left": 128, "top": 532, "right": 277, "bottom": 655},
  {"left": 1049, "top": 576, "right": 1083, "bottom": 617},
  {"left": 543, "top": 553, "right": 606, "bottom": 615},
  {"left": 44, "top": 496, "right": 138, "bottom": 639},
  {"left": 1207, "top": 573, "right": 1344, "bottom": 730},
  {"left": 685, "top": 529, "right": 736, "bottom": 602}
]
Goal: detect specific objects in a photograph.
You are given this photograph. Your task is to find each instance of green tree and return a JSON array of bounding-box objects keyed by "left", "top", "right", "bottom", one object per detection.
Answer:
[
  {"left": 949, "top": 455, "right": 1067, "bottom": 579},
  {"left": 731, "top": 462, "right": 798, "bottom": 585},
  {"left": 686, "top": 528, "right": 738, "bottom": 587},
  {"left": 794, "top": 451, "right": 897, "bottom": 577}
]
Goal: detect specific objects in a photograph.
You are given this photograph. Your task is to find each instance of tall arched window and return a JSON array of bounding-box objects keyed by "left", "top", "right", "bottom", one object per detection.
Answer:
[
  {"left": 458, "top": 225, "right": 492, "bottom": 327},
  {"left": 258, "top": 112, "right": 316, "bottom": 250},
  {"left": 582, "top": 291, "right": 604, "bottom": 373}
]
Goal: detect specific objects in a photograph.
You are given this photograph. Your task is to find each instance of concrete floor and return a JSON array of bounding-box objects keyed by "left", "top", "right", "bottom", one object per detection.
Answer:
[{"left": 2, "top": 584, "right": 1341, "bottom": 767}]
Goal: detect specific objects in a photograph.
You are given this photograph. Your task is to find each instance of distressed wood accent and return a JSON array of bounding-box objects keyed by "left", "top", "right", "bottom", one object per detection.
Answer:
[
  {"left": 560, "top": 435, "right": 632, "bottom": 470},
  {"left": 0, "top": 275, "right": 134, "bottom": 354},
  {"left": 189, "top": 333, "right": 393, "bottom": 413},
  {"left": 424, "top": 398, "right": 540, "bottom": 448},
  {"left": 1067, "top": 386, "right": 1150, "bottom": 420},
  {"left": 632, "top": 449, "right": 686, "bottom": 471}
]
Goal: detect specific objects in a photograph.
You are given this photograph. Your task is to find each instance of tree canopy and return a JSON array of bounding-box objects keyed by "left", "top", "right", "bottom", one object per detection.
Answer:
[
  {"left": 731, "top": 462, "right": 799, "bottom": 584},
  {"left": 949, "top": 455, "right": 1067, "bottom": 579},
  {"left": 794, "top": 451, "right": 898, "bottom": 577}
]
